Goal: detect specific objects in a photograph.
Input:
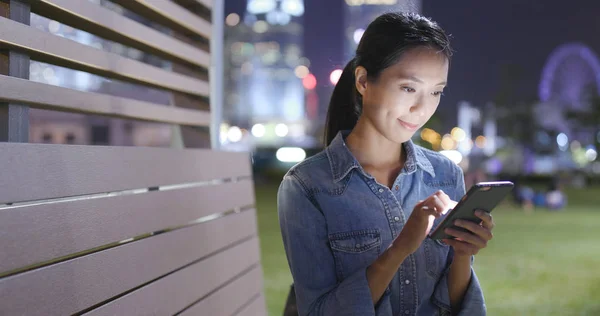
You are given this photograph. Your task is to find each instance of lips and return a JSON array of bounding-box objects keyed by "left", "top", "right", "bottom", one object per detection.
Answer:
[{"left": 398, "top": 119, "right": 419, "bottom": 131}]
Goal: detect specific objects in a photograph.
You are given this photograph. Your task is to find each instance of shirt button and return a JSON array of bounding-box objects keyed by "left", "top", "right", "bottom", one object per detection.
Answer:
[
  {"left": 394, "top": 216, "right": 400, "bottom": 222},
  {"left": 405, "top": 310, "right": 410, "bottom": 315},
  {"left": 355, "top": 244, "right": 361, "bottom": 248},
  {"left": 395, "top": 185, "right": 399, "bottom": 191},
  {"left": 378, "top": 188, "right": 384, "bottom": 193},
  {"left": 405, "top": 279, "right": 410, "bottom": 285}
]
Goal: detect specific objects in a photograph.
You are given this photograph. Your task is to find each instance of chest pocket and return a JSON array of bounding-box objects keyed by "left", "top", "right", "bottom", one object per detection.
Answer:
[
  {"left": 423, "top": 219, "right": 451, "bottom": 279},
  {"left": 329, "top": 229, "right": 381, "bottom": 280}
]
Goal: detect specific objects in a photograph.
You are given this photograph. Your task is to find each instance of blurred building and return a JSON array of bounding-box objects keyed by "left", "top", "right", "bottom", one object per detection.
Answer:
[
  {"left": 29, "top": 0, "right": 174, "bottom": 147},
  {"left": 222, "top": 0, "right": 318, "bottom": 151},
  {"left": 343, "top": 0, "right": 421, "bottom": 59}
]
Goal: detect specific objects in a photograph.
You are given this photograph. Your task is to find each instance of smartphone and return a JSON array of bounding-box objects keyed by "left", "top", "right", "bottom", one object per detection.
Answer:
[{"left": 428, "top": 181, "right": 514, "bottom": 240}]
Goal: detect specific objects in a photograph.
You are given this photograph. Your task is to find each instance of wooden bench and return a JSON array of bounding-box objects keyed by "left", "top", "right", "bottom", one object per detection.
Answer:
[{"left": 0, "top": 0, "right": 267, "bottom": 314}]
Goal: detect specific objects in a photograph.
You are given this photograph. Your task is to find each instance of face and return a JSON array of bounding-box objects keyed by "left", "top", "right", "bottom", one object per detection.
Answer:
[{"left": 355, "top": 46, "right": 449, "bottom": 144}]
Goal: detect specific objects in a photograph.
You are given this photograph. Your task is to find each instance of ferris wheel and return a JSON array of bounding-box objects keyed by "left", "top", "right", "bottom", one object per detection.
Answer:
[{"left": 539, "top": 43, "right": 600, "bottom": 111}]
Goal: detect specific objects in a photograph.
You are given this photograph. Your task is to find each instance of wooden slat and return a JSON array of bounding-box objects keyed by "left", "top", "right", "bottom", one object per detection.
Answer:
[
  {"left": 179, "top": 267, "right": 263, "bottom": 316},
  {"left": 176, "top": 0, "right": 213, "bottom": 10},
  {"left": 0, "top": 75, "right": 211, "bottom": 127},
  {"left": 0, "top": 209, "right": 258, "bottom": 316},
  {"left": 85, "top": 238, "right": 261, "bottom": 316},
  {"left": 0, "top": 179, "right": 255, "bottom": 275},
  {"left": 172, "top": 0, "right": 213, "bottom": 23},
  {"left": 30, "top": 0, "right": 210, "bottom": 69},
  {"left": 111, "top": 0, "right": 211, "bottom": 40},
  {"left": 0, "top": 16, "right": 209, "bottom": 97},
  {"left": 0, "top": 142, "right": 251, "bottom": 204},
  {"left": 0, "top": 0, "right": 30, "bottom": 142},
  {"left": 235, "top": 294, "right": 268, "bottom": 316}
]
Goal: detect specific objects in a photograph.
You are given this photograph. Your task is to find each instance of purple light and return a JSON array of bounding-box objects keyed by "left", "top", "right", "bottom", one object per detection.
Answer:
[{"left": 538, "top": 43, "right": 600, "bottom": 103}]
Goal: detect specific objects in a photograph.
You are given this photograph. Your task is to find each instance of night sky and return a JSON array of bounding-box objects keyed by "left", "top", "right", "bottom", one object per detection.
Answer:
[{"left": 224, "top": 0, "right": 600, "bottom": 125}]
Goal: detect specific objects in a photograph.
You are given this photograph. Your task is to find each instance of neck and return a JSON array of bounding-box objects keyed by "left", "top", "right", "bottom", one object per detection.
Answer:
[{"left": 345, "top": 117, "right": 405, "bottom": 170}]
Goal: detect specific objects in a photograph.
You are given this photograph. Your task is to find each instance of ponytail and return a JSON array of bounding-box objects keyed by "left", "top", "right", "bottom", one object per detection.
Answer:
[{"left": 324, "top": 58, "right": 362, "bottom": 146}]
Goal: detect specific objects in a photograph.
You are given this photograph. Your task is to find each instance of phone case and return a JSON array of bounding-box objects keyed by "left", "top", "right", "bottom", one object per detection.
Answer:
[{"left": 428, "top": 181, "right": 514, "bottom": 240}]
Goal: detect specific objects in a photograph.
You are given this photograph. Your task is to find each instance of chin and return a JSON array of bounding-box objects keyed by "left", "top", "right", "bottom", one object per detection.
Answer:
[{"left": 386, "top": 130, "right": 414, "bottom": 144}]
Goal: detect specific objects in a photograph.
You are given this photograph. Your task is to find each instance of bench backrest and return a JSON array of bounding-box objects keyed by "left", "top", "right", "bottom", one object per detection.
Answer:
[{"left": 0, "top": 0, "right": 266, "bottom": 314}]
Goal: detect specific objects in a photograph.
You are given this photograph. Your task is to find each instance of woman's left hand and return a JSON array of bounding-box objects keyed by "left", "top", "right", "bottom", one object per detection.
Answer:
[{"left": 442, "top": 210, "right": 494, "bottom": 257}]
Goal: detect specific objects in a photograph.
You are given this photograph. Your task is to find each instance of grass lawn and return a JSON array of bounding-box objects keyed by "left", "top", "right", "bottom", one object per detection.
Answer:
[{"left": 255, "top": 184, "right": 600, "bottom": 316}]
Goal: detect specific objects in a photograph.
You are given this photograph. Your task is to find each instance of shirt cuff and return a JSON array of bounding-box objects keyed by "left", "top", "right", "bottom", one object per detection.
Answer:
[{"left": 432, "top": 257, "right": 486, "bottom": 315}]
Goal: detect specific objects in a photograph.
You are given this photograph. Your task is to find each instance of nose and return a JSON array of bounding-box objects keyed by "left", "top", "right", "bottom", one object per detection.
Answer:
[{"left": 409, "top": 95, "right": 427, "bottom": 117}]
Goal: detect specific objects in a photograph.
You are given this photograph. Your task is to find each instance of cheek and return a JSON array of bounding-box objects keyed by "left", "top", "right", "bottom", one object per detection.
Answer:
[{"left": 423, "top": 98, "right": 441, "bottom": 117}]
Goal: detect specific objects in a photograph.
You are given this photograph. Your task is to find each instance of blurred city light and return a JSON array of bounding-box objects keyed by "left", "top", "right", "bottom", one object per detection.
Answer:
[
  {"left": 247, "top": 0, "right": 277, "bottom": 15},
  {"left": 475, "top": 135, "right": 487, "bottom": 148},
  {"left": 275, "top": 123, "right": 289, "bottom": 137},
  {"left": 251, "top": 124, "right": 266, "bottom": 138},
  {"left": 420, "top": 128, "right": 442, "bottom": 149},
  {"left": 281, "top": 0, "right": 305, "bottom": 16},
  {"left": 557, "top": 132, "right": 568, "bottom": 147},
  {"left": 219, "top": 123, "right": 229, "bottom": 144},
  {"left": 353, "top": 28, "right": 365, "bottom": 44},
  {"left": 330, "top": 69, "right": 343, "bottom": 85},
  {"left": 464, "top": 138, "right": 474, "bottom": 151},
  {"left": 253, "top": 20, "right": 269, "bottom": 33},
  {"left": 302, "top": 73, "right": 317, "bottom": 90},
  {"left": 276, "top": 147, "right": 306, "bottom": 163},
  {"left": 586, "top": 148, "right": 598, "bottom": 161},
  {"left": 288, "top": 123, "right": 305, "bottom": 138},
  {"left": 299, "top": 57, "right": 311, "bottom": 67},
  {"left": 294, "top": 65, "right": 309, "bottom": 78},
  {"left": 266, "top": 10, "right": 292, "bottom": 25},
  {"left": 451, "top": 127, "right": 466, "bottom": 142},
  {"left": 226, "top": 13, "right": 240, "bottom": 26},
  {"left": 441, "top": 134, "right": 456, "bottom": 150},
  {"left": 440, "top": 150, "right": 463, "bottom": 165},
  {"left": 240, "top": 62, "right": 253, "bottom": 75},
  {"left": 227, "top": 126, "right": 243, "bottom": 143},
  {"left": 571, "top": 140, "right": 581, "bottom": 151}
]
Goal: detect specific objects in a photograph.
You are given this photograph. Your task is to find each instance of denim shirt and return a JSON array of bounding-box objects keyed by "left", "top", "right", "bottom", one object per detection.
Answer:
[{"left": 278, "top": 131, "right": 486, "bottom": 316}]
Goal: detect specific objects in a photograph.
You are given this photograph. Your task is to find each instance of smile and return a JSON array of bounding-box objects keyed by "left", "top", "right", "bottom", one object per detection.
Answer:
[{"left": 398, "top": 119, "right": 419, "bottom": 131}]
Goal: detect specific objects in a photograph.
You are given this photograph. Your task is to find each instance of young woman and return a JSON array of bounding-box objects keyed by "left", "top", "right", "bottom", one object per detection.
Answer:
[{"left": 278, "top": 12, "right": 493, "bottom": 316}]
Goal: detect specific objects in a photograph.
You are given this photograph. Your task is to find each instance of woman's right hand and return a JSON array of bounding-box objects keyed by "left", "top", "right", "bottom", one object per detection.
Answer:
[{"left": 394, "top": 190, "right": 456, "bottom": 255}]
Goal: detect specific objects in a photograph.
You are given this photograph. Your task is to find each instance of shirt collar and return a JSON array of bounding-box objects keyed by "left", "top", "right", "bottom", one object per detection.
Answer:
[{"left": 326, "top": 130, "right": 436, "bottom": 183}]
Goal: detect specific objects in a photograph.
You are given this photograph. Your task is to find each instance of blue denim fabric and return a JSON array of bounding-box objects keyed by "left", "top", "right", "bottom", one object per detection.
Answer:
[{"left": 278, "top": 131, "right": 486, "bottom": 316}]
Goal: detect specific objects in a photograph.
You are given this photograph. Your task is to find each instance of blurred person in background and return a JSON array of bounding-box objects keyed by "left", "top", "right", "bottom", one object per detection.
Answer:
[
  {"left": 545, "top": 179, "right": 566, "bottom": 210},
  {"left": 278, "top": 12, "right": 492, "bottom": 316}
]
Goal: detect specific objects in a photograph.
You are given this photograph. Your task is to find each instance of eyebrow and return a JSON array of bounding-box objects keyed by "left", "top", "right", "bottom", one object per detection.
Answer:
[{"left": 400, "top": 75, "right": 447, "bottom": 86}]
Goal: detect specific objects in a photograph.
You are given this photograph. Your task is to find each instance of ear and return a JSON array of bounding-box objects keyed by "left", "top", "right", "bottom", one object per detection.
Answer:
[{"left": 354, "top": 66, "right": 368, "bottom": 96}]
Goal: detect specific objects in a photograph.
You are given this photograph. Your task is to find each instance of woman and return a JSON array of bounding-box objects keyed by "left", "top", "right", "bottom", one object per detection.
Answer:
[{"left": 278, "top": 12, "right": 492, "bottom": 316}]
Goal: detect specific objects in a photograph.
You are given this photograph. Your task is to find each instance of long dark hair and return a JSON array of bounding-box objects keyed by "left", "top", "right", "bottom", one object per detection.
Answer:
[{"left": 324, "top": 12, "right": 453, "bottom": 145}]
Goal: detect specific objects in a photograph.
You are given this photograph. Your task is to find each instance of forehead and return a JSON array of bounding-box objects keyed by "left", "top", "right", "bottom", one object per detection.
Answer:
[{"left": 384, "top": 47, "right": 449, "bottom": 82}]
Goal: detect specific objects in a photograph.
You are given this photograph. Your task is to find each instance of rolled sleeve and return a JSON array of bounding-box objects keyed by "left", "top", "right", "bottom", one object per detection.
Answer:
[
  {"left": 431, "top": 252, "right": 486, "bottom": 315},
  {"left": 278, "top": 174, "right": 385, "bottom": 316}
]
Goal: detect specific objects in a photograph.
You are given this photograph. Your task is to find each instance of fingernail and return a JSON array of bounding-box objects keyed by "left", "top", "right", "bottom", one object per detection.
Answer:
[
  {"left": 454, "top": 219, "right": 462, "bottom": 226},
  {"left": 476, "top": 210, "right": 483, "bottom": 216}
]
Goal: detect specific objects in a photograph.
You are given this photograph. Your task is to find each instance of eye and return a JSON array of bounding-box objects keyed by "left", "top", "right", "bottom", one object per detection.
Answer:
[
  {"left": 401, "top": 86, "right": 416, "bottom": 93},
  {"left": 432, "top": 91, "right": 445, "bottom": 97}
]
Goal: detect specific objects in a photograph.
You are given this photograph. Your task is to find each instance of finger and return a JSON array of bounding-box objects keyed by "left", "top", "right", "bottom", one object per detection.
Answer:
[
  {"left": 420, "top": 205, "right": 441, "bottom": 218},
  {"left": 475, "top": 210, "right": 495, "bottom": 230},
  {"left": 455, "top": 219, "right": 493, "bottom": 241},
  {"left": 430, "top": 195, "right": 448, "bottom": 216},
  {"left": 433, "top": 191, "right": 456, "bottom": 215},
  {"left": 444, "top": 228, "right": 487, "bottom": 248},
  {"left": 435, "top": 190, "right": 452, "bottom": 206},
  {"left": 443, "top": 239, "right": 479, "bottom": 255}
]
